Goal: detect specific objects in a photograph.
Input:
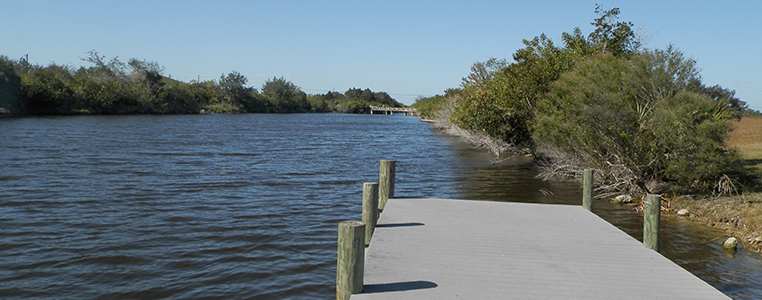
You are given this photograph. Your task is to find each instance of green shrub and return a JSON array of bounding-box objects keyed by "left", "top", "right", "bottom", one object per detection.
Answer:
[
  {"left": 0, "top": 56, "right": 22, "bottom": 114},
  {"left": 534, "top": 51, "right": 741, "bottom": 193}
]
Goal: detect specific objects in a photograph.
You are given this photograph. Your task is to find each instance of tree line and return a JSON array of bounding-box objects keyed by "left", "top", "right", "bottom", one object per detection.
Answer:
[
  {"left": 0, "top": 51, "right": 402, "bottom": 116},
  {"left": 411, "top": 5, "right": 759, "bottom": 195}
]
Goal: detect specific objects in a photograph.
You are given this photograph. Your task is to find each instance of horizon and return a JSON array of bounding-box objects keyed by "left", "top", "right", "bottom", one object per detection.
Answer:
[{"left": 2, "top": 1, "right": 760, "bottom": 110}]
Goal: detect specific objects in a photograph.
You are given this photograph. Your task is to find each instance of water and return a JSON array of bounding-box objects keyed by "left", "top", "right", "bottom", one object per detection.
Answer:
[{"left": 1, "top": 113, "right": 760, "bottom": 299}]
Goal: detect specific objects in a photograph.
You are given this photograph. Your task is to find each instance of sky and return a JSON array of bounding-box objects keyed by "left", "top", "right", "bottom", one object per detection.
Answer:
[{"left": 2, "top": 0, "right": 761, "bottom": 109}]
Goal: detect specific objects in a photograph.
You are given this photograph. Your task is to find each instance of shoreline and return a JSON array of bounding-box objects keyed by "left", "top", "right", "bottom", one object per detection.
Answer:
[
  {"left": 429, "top": 115, "right": 762, "bottom": 254},
  {"left": 669, "top": 194, "right": 762, "bottom": 253}
]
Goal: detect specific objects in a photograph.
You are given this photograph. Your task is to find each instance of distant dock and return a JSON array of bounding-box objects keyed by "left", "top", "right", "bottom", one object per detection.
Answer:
[
  {"left": 369, "top": 106, "right": 417, "bottom": 116},
  {"left": 337, "top": 161, "right": 730, "bottom": 299}
]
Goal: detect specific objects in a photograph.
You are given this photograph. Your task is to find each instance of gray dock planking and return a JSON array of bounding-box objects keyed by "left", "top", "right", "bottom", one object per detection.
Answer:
[{"left": 352, "top": 198, "right": 730, "bottom": 299}]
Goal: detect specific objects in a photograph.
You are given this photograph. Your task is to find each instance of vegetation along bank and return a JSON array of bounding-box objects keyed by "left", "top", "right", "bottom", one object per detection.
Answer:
[
  {"left": 410, "top": 6, "right": 762, "bottom": 251},
  {"left": 0, "top": 51, "right": 403, "bottom": 116}
]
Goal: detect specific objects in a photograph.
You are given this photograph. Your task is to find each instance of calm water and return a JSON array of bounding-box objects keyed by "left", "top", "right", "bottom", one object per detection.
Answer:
[{"left": 1, "top": 114, "right": 760, "bottom": 299}]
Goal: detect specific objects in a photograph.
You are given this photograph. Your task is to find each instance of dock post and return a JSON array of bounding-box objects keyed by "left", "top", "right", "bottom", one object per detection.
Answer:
[
  {"left": 644, "top": 194, "right": 661, "bottom": 251},
  {"left": 582, "top": 169, "right": 593, "bottom": 212},
  {"left": 378, "top": 160, "right": 396, "bottom": 211},
  {"left": 362, "top": 182, "right": 379, "bottom": 246},
  {"left": 337, "top": 221, "right": 365, "bottom": 300}
]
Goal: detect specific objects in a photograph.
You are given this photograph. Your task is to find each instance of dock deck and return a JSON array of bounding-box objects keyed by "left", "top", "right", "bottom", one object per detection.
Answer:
[{"left": 352, "top": 198, "right": 729, "bottom": 299}]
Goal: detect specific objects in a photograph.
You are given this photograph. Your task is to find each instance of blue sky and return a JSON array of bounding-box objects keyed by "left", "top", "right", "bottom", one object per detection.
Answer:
[{"left": 2, "top": 1, "right": 761, "bottom": 109}]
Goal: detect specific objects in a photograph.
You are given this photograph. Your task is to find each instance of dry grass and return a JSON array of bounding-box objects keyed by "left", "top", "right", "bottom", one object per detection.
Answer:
[
  {"left": 728, "top": 116, "right": 762, "bottom": 147},
  {"left": 729, "top": 116, "right": 762, "bottom": 171}
]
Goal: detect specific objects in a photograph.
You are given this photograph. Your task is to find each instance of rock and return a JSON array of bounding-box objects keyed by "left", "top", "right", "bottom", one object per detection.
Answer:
[
  {"left": 723, "top": 237, "right": 738, "bottom": 250},
  {"left": 612, "top": 195, "right": 633, "bottom": 204},
  {"left": 677, "top": 209, "right": 689, "bottom": 216}
]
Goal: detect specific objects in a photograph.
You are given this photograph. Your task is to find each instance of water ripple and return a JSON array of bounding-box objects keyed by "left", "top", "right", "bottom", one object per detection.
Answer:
[{"left": 1, "top": 114, "right": 759, "bottom": 299}]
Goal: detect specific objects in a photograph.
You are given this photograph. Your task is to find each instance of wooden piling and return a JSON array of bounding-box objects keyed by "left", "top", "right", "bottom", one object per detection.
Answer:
[
  {"left": 337, "top": 221, "right": 365, "bottom": 300},
  {"left": 644, "top": 194, "right": 661, "bottom": 251},
  {"left": 582, "top": 169, "right": 593, "bottom": 212},
  {"left": 362, "top": 182, "right": 379, "bottom": 246},
  {"left": 378, "top": 160, "right": 396, "bottom": 211}
]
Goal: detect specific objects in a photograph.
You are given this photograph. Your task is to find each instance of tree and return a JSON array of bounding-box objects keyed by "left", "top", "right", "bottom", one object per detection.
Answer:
[
  {"left": 561, "top": 28, "right": 595, "bottom": 56},
  {"left": 588, "top": 5, "right": 635, "bottom": 56},
  {"left": 218, "top": 71, "right": 248, "bottom": 103},
  {"left": 74, "top": 51, "right": 148, "bottom": 114},
  {"left": 217, "top": 71, "right": 265, "bottom": 112},
  {"left": 127, "top": 58, "right": 164, "bottom": 85},
  {"left": 20, "top": 64, "right": 78, "bottom": 114},
  {"left": 534, "top": 51, "right": 740, "bottom": 193},
  {"left": 380, "top": 92, "right": 403, "bottom": 107},
  {"left": 156, "top": 78, "right": 202, "bottom": 113},
  {"left": 460, "top": 57, "right": 506, "bottom": 88},
  {"left": 411, "top": 92, "right": 457, "bottom": 120},
  {"left": 0, "top": 56, "right": 21, "bottom": 114},
  {"left": 81, "top": 50, "right": 127, "bottom": 81},
  {"left": 360, "top": 88, "right": 373, "bottom": 102},
  {"left": 306, "top": 94, "right": 329, "bottom": 112},
  {"left": 261, "top": 76, "right": 308, "bottom": 112},
  {"left": 694, "top": 84, "right": 748, "bottom": 119},
  {"left": 452, "top": 35, "right": 577, "bottom": 146},
  {"left": 343, "top": 88, "right": 363, "bottom": 101}
]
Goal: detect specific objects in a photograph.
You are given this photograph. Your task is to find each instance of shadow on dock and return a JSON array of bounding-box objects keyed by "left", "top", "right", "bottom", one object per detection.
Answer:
[
  {"left": 375, "top": 222, "right": 424, "bottom": 228},
  {"left": 362, "top": 281, "right": 438, "bottom": 293}
]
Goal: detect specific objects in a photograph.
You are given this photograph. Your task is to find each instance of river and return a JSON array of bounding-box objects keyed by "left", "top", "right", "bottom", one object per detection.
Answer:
[{"left": 1, "top": 113, "right": 760, "bottom": 299}]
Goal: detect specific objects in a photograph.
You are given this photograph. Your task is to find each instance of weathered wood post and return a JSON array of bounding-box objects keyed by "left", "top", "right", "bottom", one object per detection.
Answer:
[
  {"left": 362, "top": 182, "right": 379, "bottom": 246},
  {"left": 644, "top": 194, "right": 661, "bottom": 251},
  {"left": 582, "top": 169, "right": 594, "bottom": 212},
  {"left": 378, "top": 160, "right": 396, "bottom": 211},
  {"left": 337, "top": 221, "right": 365, "bottom": 300}
]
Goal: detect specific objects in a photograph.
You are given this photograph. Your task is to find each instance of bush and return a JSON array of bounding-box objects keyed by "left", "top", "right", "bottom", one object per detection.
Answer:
[
  {"left": 437, "top": 6, "right": 755, "bottom": 194},
  {"left": 534, "top": 51, "right": 742, "bottom": 193},
  {"left": 20, "top": 64, "right": 78, "bottom": 114},
  {"left": 0, "top": 56, "right": 22, "bottom": 114}
]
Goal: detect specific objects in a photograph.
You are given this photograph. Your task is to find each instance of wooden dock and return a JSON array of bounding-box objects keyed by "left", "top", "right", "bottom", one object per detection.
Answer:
[{"left": 350, "top": 198, "right": 730, "bottom": 299}]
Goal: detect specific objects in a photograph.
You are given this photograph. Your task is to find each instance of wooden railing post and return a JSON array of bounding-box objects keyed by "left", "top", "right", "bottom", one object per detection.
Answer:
[
  {"left": 644, "top": 194, "right": 661, "bottom": 251},
  {"left": 337, "top": 221, "right": 365, "bottom": 300},
  {"left": 378, "top": 160, "right": 396, "bottom": 211},
  {"left": 582, "top": 169, "right": 593, "bottom": 212},
  {"left": 362, "top": 182, "right": 379, "bottom": 247}
]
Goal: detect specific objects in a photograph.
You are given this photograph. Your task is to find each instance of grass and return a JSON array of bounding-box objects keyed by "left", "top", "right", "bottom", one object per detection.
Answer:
[
  {"left": 729, "top": 115, "right": 762, "bottom": 172},
  {"left": 728, "top": 116, "right": 762, "bottom": 146}
]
